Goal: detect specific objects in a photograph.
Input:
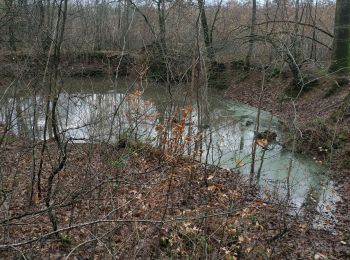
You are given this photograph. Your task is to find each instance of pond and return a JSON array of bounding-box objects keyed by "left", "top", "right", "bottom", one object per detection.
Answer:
[{"left": 0, "top": 78, "right": 340, "bottom": 232}]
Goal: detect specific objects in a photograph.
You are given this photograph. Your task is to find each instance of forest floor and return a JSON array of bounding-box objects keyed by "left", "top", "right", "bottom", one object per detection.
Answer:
[
  {"left": 226, "top": 70, "right": 350, "bottom": 259},
  {"left": 0, "top": 133, "right": 349, "bottom": 259},
  {"left": 0, "top": 52, "right": 349, "bottom": 258}
]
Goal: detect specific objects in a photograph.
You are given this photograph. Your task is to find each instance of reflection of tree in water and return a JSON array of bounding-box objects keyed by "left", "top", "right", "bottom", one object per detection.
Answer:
[
  {"left": 239, "top": 124, "right": 245, "bottom": 151},
  {"left": 303, "top": 184, "right": 321, "bottom": 214},
  {"left": 303, "top": 172, "right": 333, "bottom": 212},
  {"left": 0, "top": 80, "right": 338, "bottom": 218},
  {"left": 302, "top": 177, "right": 338, "bottom": 232},
  {"left": 15, "top": 96, "right": 28, "bottom": 137}
]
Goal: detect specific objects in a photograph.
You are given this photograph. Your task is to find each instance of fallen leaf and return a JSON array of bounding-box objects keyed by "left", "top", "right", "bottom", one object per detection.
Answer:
[
  {"left": 208, "top": 185, "right": 217, "bottom": 191},
  {"left": 256, "top": 138, "right": 268, "bottom": 148},
  {"left": 235, "top": 159, "right": 244, "bottom": 167},
  {"left": 245, "top": 247, "right": 252, "bottom": 253},
  {"left": 314, "top": 253, "right": 327, "bottom": 259}
]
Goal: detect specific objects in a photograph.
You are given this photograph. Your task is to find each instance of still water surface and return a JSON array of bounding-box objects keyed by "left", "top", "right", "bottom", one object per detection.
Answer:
[{"left": 0, "top": 79, "right": 340, "bottom": 231}]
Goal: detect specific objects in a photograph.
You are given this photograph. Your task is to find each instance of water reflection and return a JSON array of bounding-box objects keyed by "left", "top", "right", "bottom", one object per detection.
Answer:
[{"left": 0, "top": 80, "right": 339, "bottom": 223}]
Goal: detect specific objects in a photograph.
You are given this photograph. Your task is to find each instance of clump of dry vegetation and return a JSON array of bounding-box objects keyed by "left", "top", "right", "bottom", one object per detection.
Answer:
[{"left": 0, "top": 122, "right": 348, "bottom": 259}]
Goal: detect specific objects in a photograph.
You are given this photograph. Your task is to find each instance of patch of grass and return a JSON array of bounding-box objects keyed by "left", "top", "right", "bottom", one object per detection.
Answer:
[
  {"left": 58, "top": 234, "right": 72, "bottom": 247},
  {"left": 317, "top": 68, "right": 329, "bottom": 77},
  {"left": 0, "top": 134, "right": 17, "bottom": 144},
  {"left": 338, "top": 131, "right": 349, "bottom": 143},
  {"left": 111, "top": 154, "right": 129, "bottom": 169}
]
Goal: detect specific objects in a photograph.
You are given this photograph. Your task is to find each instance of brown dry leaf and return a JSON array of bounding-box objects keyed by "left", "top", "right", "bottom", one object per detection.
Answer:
[
  {"left": 235, "top": 159, "right": 244, "bottom": 167},
  {"left": 208, "top": 185, "right": 217, "bottom": 191},
  {"left": 314, "top": 253, "right": 327, "bottom": 259},
  {"left": 228, "top": 228, "right": 237, "bottom": 235},
  {"left": 155, "top": 124, "right": 164, "bottom": 132},
  {"left": 241, "top": 207, "right": 250, "bottom": 218},
  {"left": 207, "top": 175, "right": 214, "bottom": 180},
  {"left": 266, "top": 248, "right": 271, "bottom": 257},
  {"left": 255, "top": 221, "right": 263, "bottom": 229},
  {"left": 256, "top": 138, "right": 268, "bottom": 147}
]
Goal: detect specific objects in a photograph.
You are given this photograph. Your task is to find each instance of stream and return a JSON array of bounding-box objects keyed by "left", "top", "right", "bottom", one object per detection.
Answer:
[{"left": 0, "top": 78, "right": 341, "bottom": 233}]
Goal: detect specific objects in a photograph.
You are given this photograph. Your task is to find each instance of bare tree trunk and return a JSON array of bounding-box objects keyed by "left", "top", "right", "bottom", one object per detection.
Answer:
[
  {"left": 157, "top": 0, "right": 167, "bottom": 53},
  {"left": 15, "top": 97, "right": 28, "bottom": 137},
  {"left": 310, "top": 0, "right": 318, "bottom": 60},
  {"left": 250, "top": 71, "right": 265, "bottom": 186},
  {"left": 246, "top": 0, "right": 257, "bottom": 67},
  {"left": 329, "top": 0, "right": 350, "bottom": 75},
  {"left": 36, "top": 0, "right": 45, "bottom": 51},
  {"left": 292, "top": 0, "right": 301, "bottom": 62},
  {"left": 197, "top": 0, "right": 214, "bottom": 62},
  {"left": 94, "top": 0, "right": 103, "bottom": 50},
  {"left": 43, "top": 0, "right": 69, "bottom": 234},
  {"left": 5, "top": 0, "right": 17, "bottom": 51},
  {"left": 121, "top": 0, "right": 130, "bottom": 48}
]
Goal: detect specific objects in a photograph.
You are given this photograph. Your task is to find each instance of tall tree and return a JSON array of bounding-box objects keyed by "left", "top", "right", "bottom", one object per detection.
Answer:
[
  {"left": 198, "top": 0, "right": 215, "bottom": 62},
  {"left": 4, "top": 0, "right": 17, "bottom": 51},
  {"left": 156, "top": 0, "right": 167, "bottom": 53},
  {"left": 245, "top": 0, "right": 257, "bottom": 67},
  {"left": 329, "top": 0, "right": 350, "bottom": 75}
]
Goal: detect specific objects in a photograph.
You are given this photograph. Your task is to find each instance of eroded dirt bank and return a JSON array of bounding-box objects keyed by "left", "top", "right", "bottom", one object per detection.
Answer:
[{"left": 225, "top": 70, "right": 350, "bottom": 258}]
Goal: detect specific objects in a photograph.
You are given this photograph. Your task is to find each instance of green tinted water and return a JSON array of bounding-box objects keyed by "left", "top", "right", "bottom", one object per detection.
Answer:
[{"left": 0, "top": 78, "right": 340, "bottom": 232}]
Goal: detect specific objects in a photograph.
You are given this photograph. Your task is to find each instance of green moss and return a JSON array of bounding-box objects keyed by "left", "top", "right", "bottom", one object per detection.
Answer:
[
  {"left": 111, "top": 154, "right": 128, "bottom": 168},
  {"left": 338, "top": 131, "right": 349, "bottom": 142},
  {"left": 267, "top": 68, "right": 281, "bottom": 79},
  {"left": 0, "top": 134, "right": 17, "bottom": 144},
  {"left": 59, "top": 234, "right": 72, "bottom": 247}
]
